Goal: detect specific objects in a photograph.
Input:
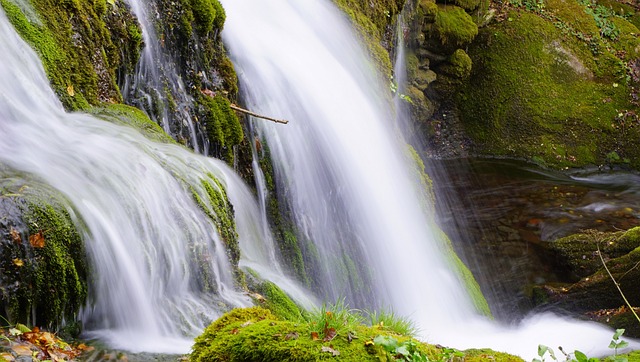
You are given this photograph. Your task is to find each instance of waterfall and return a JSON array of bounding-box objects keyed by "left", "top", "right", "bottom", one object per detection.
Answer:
[
  {"left": 121, "top": 0, "right": 204, "bottom": 151},
  {"left": 0, "top": 6, "right": 312, "bottom": 353},
  {"left": 221, "top": 0, "right": 631, "bottom": 358}
]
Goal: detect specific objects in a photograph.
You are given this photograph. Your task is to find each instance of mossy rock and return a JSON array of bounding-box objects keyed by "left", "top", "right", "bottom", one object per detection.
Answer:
[
  {"left": 249, "top": 279, "right": 305, "bottom": 322},
  {"left": 535, "top": 243, "right": 640, "bottom": 313},
  {"left": 196, "top": 94, "right": 244, "bottom": 161},
  {"left": 549, "top": 227, "right": 640, "bottom": 279},
  {"left": 432, "top": 5, "right": 478, "bottom": 51},
  {"left": 452, "top": 0, "right": 481, "bottom": 11},
  {"left": 332, "top": 0, "right": 405, "bottom": 78},
  {"left": 0, "top": 0, "right": 142, "bottom": 110},
  {"left": 190, "top": 307, "right": 520, "bottom": 362},
  {"left": 456, "top": 9, "right": 639, "bottom": 169},
  {"left": 90, "top": 104, "right": 177, "bottom": 144},
  {"left": 0, "top": 174, "right": 87, "bottom": 331},
  {"left": 440, "top": 48, "right": 472, "bottom": 79}
]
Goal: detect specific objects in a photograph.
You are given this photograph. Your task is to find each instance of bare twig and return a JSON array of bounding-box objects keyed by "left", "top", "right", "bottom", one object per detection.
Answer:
[
  {"left": 597, "top": 242, "right": 640, "bottom": 324},
  {"left": 229, "top": 104, "right": 289, "bottom": 124}
]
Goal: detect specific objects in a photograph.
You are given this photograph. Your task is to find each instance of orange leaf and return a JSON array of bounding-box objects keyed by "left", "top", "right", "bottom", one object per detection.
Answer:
[
  {"left": 29, "top": 231, "right": 45, "bottom": 248},
  {"left": 12, "top": 258, "right": 24, "bottom": 267},
  {"left": 311, "top": 332, "right": 319, "bottom": 341},
  {"left": 230, "top": 328, "right": 239, "bottom": 335},
  {"left": 10, "top": 228, "right": 21, "bottom": 243}
]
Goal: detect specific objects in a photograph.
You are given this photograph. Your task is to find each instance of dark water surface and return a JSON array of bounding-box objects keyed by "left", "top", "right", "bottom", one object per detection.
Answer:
[{"left": 428, "top": 159, "right": 640, "bottom": 320}]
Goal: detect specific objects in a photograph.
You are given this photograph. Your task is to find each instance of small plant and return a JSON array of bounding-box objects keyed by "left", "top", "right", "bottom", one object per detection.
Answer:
[
  {"left": 534, "top": 344, "right": 557, "bottom": 362},
  {"left": 373, "top": 335, "right": 463, "bottom": 362},
  {"left": 608, "top": 329, "right": 629, "bottom": 362},
  {"left": 367, "top": 309, "right": 417, "bottom": 337},
  {"left": 308, "top": 298, "right": 363, "bottom": 341}
]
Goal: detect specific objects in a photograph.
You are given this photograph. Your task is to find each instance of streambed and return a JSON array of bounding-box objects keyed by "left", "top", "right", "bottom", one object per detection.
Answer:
[{"left": 430, "top": 159, "right": 640, "bottom": 320}]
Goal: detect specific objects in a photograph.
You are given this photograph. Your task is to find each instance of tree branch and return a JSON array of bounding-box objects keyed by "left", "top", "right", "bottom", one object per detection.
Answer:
[{"left": 230, "top": 104, "right": 289, "bottom": 124}]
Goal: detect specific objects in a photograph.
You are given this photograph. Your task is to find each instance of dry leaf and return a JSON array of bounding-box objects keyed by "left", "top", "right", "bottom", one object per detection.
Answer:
[
  {"left": 320, "top": 346, "right": 340, "bottom": 357},
  {"left": 29, "top": 231, "right": 45, "bottom": 248},
  {"left": 285, "top": 332, "right": 299, "bottom": 340},
  {"left": 66, "top": 84, "right": 75, "bottom": 96},
  {"left": 323, "top": 327, "right": 337, "bottom": 342},
  {"left": 10, "top": 228, "right": 21, "bottom": 243},
  {"left": 200, "top": 89, "right": 216, "bottom": 98},
  {"left": 11, "top": 345, "right": 32, "bottom": 356},
  {"left": 0, "top": 352, "right": 15, "bottom": 361},
  {"left": 230, "top": 328, "right": 239, "bottom": 335},
  {"left": 311, "top": 332, "right": 319, "bottom": 341},
  {"left": 12, "top": 258, "right": 24, "bottom": 267}
]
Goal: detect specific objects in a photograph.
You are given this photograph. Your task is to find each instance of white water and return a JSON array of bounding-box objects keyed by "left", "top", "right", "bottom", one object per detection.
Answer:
[
  {"left": 122, "top": 0, "right": 203, "bottom": 151},
  {"left": 221, "top": 0, "right": 636, "bottom": 358},
  {"left": 0, "top": 7, "right": 312, "bottom": 353}
]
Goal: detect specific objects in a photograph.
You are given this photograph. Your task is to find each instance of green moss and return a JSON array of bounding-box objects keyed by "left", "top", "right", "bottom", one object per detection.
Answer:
[
  {"left": 609, "top": 17, "right": 640, "bottom": 61},
  {"left": 453, "top": 0, "right": 481, "bottom": 11},
  {"left": 190, "top": 173, "right": 242, "bottom": 285},
  {"left": 418, "top": 0, "right": 439, "bottom": 18},
  {"left": 190, "top": 307, "right": 520, "bottom": 362},
  {"left": 433, "top": 5, "right": 479, "bottom": 47},
  {"left": 332, "top": 0, "right": 404, "bottom": 77},
  {"left": 0, "top": 177, "right": 87, "bottom": 331},
  {"left": 90, "top": 104, "right": 177, "bottom": 144},
  {"left": 443, "top": 48, "right": 473, "bottom": 79},
  {"left": 456, "top": 10, "right": 638, "bottom": 169},
  {"left": 435, "top": 228, "right": 492, "bottom": 317},
  {"left": 1, "top": 0, "right": 139, "bottom": 110},
  {"left": 405, "top": 145, "right": 435, "bottom": 213},
  {"left": 189, "top": 0, "right": 221, "bottom": 36},
  {"left": 253, "top": 281, "right": 305, "bottom": 322},
  {"left": 198, "top": 94, "right": 244, "bottom": 163}
]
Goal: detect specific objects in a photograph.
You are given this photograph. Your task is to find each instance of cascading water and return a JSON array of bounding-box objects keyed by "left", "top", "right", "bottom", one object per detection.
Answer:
[
  {"left": 0, "top": 6, "right": 312, "bottom": 353},
  {"left": 221, "top": 0, "right": 634, "bottom": 358},
  {"left": 121, "top": 0, "right": 203, "bottom": 151}
]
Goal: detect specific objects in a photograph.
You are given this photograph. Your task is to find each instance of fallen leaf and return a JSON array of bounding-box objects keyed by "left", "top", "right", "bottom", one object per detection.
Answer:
[
  {"left": 76, "top": 343, "right": 95, "bottom": 352},
  {"left": 10, "top": 228, "right": 21, "bottom": 243},
  {"left": 271, "top": 333, "right": 282, "bottom": 339},
  {"left": 200, "top": 89, "right": 216, "bottom": 98},
  {"left": 66, "top": 84, "right": 75, "bottom": 97},
  {"left": 285, "top": 332, "right": 299, "bottom": 340},
  {"left": 9, "top": 328, "right": 22, "bottom": 336},
  {"left": 16, "top": 323, "right": 31, "bottom": 333},
  {"left": 11, "top": 345, "right": 32, "bottom": 356},
  {"left": 323, "top": 327, "right": 337, "bottom": 342},
  {"left": 12, "top": 258, "right": 24, "bottom": 267},
  {"left": 0, "top": 352, "right": 15, "bottom": 361},
  {"left": 240, "top": 320, "right": 253, "bottom": 327},
  {"left": 347, "top": 331, "right": 358, "bottom": 342},
  {"left": 311, "top": 332, "right": 319, "bottom": 341},
  {"left": 320, "top": 346, "right": 340, "bottom": 356},
  {"left": 230, "top": 328, "right": 239, "bottom": 335},
  {"left": 29, "top": 231, "right": 45, "bottom": 248}
]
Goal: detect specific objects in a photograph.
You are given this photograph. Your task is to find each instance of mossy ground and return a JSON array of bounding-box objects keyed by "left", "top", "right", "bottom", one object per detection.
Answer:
[
  {"left": 456, "top": 1, "right": 640, "bottom": 169},
  {"left": 0, "top": 175, "right": 87, "bottom": 331},
  {"left": 190, "top": 307, "right": 521, "bottom": 362}
]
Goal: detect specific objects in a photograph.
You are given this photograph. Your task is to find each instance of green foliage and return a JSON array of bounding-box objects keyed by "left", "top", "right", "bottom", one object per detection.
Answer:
[
  {"left": 433, "top": 5, "right": 479, "bottom": 47},
  {"left": 307, "top": 298, "right": 363, "bottom": 340},
  {"left": 366, "top": 309, "right": 417, "bottom": 337},
  {"left": 531, "top": 330, "right": 631, "bottom": 362}
]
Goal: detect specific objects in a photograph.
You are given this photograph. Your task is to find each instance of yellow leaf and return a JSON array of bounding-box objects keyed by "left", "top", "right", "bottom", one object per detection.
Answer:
[
  {"left": 66, "top": 84, "right": 75, "bottom": 96},
  {"left": 12, "top": 258, "right": 24, "bottom": 267},
  {"left": 10, "top": 228, "right": 21, "bottom": 243}
]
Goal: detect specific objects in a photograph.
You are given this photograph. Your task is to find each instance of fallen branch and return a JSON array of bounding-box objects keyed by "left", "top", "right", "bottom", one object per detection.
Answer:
[{"left": 230, "top": 104, "right": 289, "bottom": 124}]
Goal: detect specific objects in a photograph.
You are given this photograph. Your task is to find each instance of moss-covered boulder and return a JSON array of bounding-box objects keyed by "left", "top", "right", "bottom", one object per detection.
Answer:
[
  {"left": 432, "top": 5, "right": 479, "bottom": 51},
  {"left": 534, "top": 228, "right": 640, "bottom": 331},
  {"left": 549, "top": 227, "right": 640, "bottom": 279},
  {"left": 454, "top": 1, "right": 640, "bottom": 169},
  {"left": 0, "top": 173, "right": 87, "bottom": 331},
  {"left": 190, "top": 307, "right": 521, "bottom": 362}
]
